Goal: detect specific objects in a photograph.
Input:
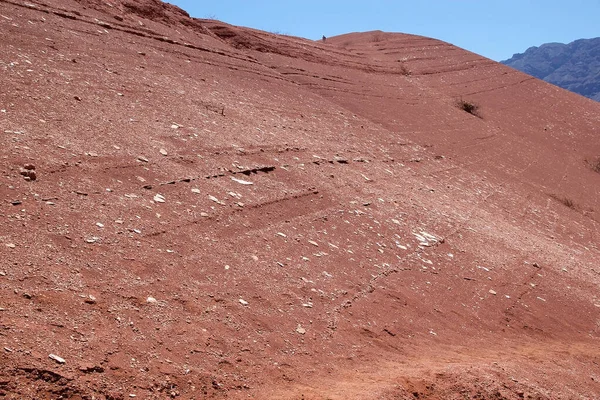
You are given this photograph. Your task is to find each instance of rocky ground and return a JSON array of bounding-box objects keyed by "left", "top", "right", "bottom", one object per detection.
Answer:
[{"left": 1, "top": 0, "right": 600, "bottom": 399}]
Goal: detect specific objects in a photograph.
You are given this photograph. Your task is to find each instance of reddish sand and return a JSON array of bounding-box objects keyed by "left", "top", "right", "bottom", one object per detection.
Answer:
[{"left": 1, "top": 1, "right": 600, "bottom": 399}]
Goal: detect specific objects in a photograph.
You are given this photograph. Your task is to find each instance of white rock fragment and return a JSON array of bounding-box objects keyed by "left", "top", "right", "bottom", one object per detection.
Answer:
[
  {"left": 276, "top": 232, "right": 287, "bottom": 238},
  {"left": 146, "top": 297, "right": 157, "bottom": 304},
  {"left": 239, "top": 299, "right": 249, "bottom": 306},
  {"left": 84, "top": 295, "right": 97, "bottom": 304},
  {"left": 489, "top": 290, "right": 497, "bottom": 295},
  {"left": 5, "top": 243, "right": 15, "bottom": 249},
  {"left": 153, "top": 194, "right": 165, "bottom": 203},
  {"left": 159, "top": 148, "right": 168, "bottom": 156},
  {"left": 231, "top": 176, "right": 253, "bottom": 185},
  {"left": 308, "top": 240, "right": 319, "bottom": 247},
  {"left": 191, "top": 188, "right": 201, "bottom": 194},
  {"left": 49, "top": 354, "right": 66, "bottom": 364},
  {"left": 296, "top": 325, "right": 306, "bottom": 334},
  {"left": 208, "top": 195, "right": 224, "bottom": 205},
  {"left": 96, "top": 222, "right": 104, "bottom": 228}
]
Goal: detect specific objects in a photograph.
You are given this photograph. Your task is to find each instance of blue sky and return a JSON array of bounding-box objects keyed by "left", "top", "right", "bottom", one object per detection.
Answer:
[{"left": 168, "top": 1, "right": 599, "bottom": 61}]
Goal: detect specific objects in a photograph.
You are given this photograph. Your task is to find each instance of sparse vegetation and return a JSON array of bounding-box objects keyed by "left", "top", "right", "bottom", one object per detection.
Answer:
[
  {"left": 372, "top": 32, "right": 383, "bottom": 43},
  {"left": 398, "top": 63, "right": 411, "bottom": 76},
  {"left": 586, "top": 157, "right": 600, "bottom": 173},
  {"left": 457, "top": 98, "right": 480, "bottom": 117},
  {"left": 549, "top": 194, "right": 577, "bottom": 210}
]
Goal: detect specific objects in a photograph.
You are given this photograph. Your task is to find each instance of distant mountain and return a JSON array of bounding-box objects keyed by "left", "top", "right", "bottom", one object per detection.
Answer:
[{"left": 502, "top": 37, "right": 600, "bottom": 101}]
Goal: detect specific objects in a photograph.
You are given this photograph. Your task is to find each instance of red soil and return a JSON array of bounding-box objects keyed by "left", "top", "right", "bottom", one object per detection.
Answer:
[{"left": 1, "top": 1, "right": 600, "bottom": 398}]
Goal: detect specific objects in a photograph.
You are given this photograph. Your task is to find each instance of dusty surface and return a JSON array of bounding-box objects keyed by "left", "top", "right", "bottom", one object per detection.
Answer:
[{"left": 1, "top": 0, "right": 600, "bottom": 399}]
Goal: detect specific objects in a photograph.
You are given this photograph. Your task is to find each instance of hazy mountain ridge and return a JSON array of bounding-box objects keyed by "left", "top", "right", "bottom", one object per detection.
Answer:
[{"left": 502, "top": 37, "right": 600, "bottom": 101}]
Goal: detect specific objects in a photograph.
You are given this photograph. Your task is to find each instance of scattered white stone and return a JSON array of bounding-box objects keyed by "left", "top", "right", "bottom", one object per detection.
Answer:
[
  {"left": 231, "top": 176, "right": 253, "bottom": 185},
  {"left": 308, "top": 240, "right": 319, "bottom": 247},
  {"left": 153, "top": 194, "right": 165, "bottom": 203},
  {"left": 277, "top": 232, "right": 287, "bottom": 238},
  {"left": 296, "top": 325, "right": 306, "bottom": 334},
  {"left": 200, "top": 212, "right": 209, "bottom": 217},
  {"left": 191, "top": 188, "right": 201, "bottom": 194},
  {"left": 0, "top": 271, "right": 5, "bottom": 276},
  {"left": 170, "top": 124, "right": 180, "bottom": 129},
  {"left": 146, "top": 297, "right": 157, "bottom": 304},
  {"left": 49, "top": 354, "right": 65, "bottom": 364},
  {"left": 84, "top": 295, "right": 97, "bottom": 304},
  {"left": 137, "top": 156, "right": 149, "bottom": 163},
  {"left": 239, "top": 299, "right": 249, "bottom": 306},
  {"left": 489, "top": 290, "right": 497, "bottom": 295},
  {"left": 5, "top": 243, "right": 15, "bottom": 249},
  {"left": 96, "top": 222, "right": 104, "bottom": 228},
  {"left": 85, "top": 237, "right": 99, "bottom": 243},
  {"left": 224, "top": 265, "right": 230, "bottom": 270},
  {"left": 537, "top": 297, "right": 546, "bottom": 302},
  {"left": 302, "top": 303, "right": 313, "bottom": 308},
  {"left": 159, "top": 148, "right": 168, "bottom": 156},
  {"left": 208, "top": 195, "right": 224, "bottom": 205}
]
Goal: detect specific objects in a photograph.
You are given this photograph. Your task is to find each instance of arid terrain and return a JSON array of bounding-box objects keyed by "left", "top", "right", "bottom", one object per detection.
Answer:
[{"left": 1, "top": 1, "right": 600, "bottom": 399}]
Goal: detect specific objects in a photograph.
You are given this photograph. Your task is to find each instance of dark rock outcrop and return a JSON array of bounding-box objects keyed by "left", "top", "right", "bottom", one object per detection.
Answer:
[{"left": 502, "top": 37, "right": 600, "bottom": 101}]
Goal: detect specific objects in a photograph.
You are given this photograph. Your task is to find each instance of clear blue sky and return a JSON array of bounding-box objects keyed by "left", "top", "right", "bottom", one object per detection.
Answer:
[{"left": 167, "top": 1, "right": 599, "bottom": 61}]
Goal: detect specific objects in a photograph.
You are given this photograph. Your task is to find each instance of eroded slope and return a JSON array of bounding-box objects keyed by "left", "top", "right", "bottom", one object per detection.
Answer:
[{"left": 1, "top": 1, "right": 600, "bottom": 399}]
